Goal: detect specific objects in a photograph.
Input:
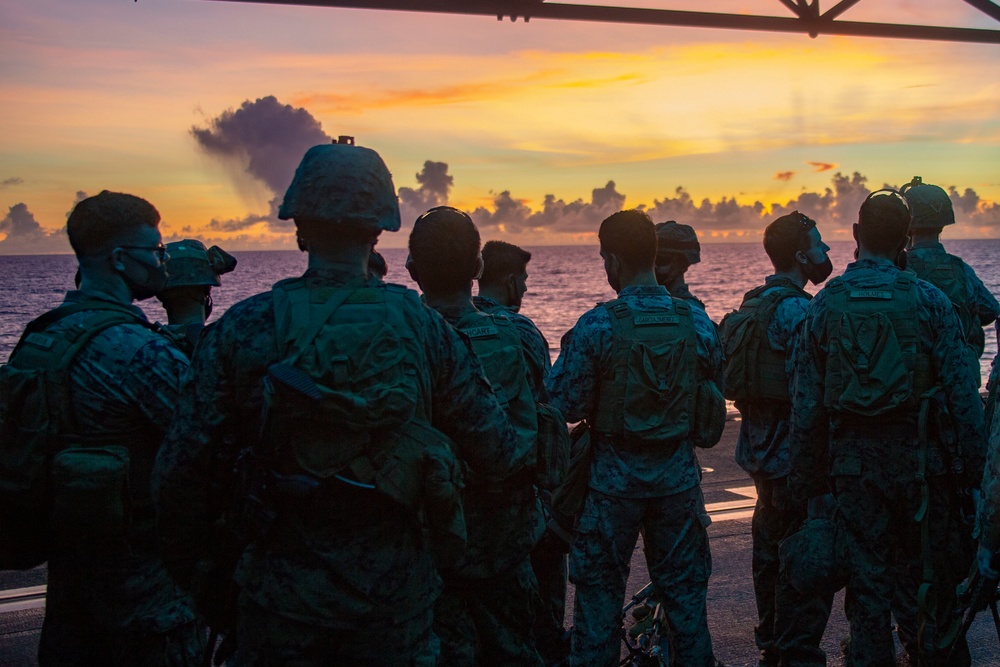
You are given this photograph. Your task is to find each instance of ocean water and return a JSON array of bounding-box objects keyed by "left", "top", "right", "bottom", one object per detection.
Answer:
[{"left": 2, "top": 239, "right": 999, "bottom": 383}]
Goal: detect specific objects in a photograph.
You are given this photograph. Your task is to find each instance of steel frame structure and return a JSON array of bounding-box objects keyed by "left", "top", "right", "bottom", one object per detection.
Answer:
[{"left": 204, "top": 0, "right": 1000, "bottom": 44}]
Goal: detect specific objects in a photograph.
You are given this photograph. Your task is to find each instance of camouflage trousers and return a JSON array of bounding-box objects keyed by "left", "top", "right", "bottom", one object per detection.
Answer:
[
  {"left": 531, "top": 530, "right": 570, "bottom": 666},
  {"left": 835, "top": 473, "right": 972, "bottom": 667},
  {"left": 434, "top": 556, "right": 545, "bottom": 667},
  {"left": 751, "top": 475, "right": 833, "bottom": 667},
  {"left": 568, "top": 486, "right": 716, "bottom": 667},
  {"left": 233, "top": 595, "right": 438, "bottom": 666}
]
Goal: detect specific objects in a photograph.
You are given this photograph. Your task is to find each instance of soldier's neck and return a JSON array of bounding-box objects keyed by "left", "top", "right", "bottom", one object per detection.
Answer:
[
  {"left": 618, "top": 269, "right": 659, "bottom": 292},
  {"left": 771, "top": 268, "right": 807, "bottom": 289},
  {"left": 77, "top": 271, "right": 134, "bottom": 306},
  {"left": 424, "top": 287, "right": 476, "bottom": 315},
  {"left": 164, "top": 302, "right": 206, "bottom": 327},
  {"left": 477, "top": 284, "right": 510, "bottom": 308},
  {"left": 307, "top": 248, "right": 368, "bottom": 277}
]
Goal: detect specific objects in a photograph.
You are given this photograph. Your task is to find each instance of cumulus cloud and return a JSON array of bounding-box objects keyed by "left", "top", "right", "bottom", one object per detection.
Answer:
[
  {"left": 398, "top": 161, "right": 453, "bottom": 226},
  {"left": 807, "top": 162, "right": 837, "bottom": 172},
  {"left": 1, "top": 177, "right": 23, "bottom": 188},
  {"left": 192, "top": 96, "right": 333, "bottom": 233},
  {"left": 0, "top": 203, "right": 69, "bottom": 255},
  {"left": 471, "top": 181, "right": 626, "bottom": 234},
  {"left": 774, "top": 171, "right": 795, "bottom": 181}
]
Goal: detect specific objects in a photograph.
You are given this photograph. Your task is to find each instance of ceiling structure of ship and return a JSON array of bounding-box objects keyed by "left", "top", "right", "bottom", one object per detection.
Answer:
[{"left": 202, "top": 0, "right": 1000, "bottom": 44}]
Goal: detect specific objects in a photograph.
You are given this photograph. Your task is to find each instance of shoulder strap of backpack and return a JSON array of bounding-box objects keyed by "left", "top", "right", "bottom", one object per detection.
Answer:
[
  {"left": 12, "top": 300, "right": 149, "bottom": 359},
  {"left": 271, "top": 280, "right": 356, "bottom": 364}
]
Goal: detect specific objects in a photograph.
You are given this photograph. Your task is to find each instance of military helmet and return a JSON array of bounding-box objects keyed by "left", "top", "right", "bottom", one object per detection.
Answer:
[
  {"left": 901, "top": 176, "right": 954, "bottom": 229},
  {"left": 278, "top": 140, "right": 402, "bottom": 232},
  {"left": 655, "top": 221, "right": 701, "bottom": 264},
  {"left": 163, "top": 239, "right": 237, "bottom": 289}
]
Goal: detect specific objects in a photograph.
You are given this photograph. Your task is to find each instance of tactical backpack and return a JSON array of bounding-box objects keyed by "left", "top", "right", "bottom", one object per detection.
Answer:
[
  {"left": 471, "top": 303, "right": 569, "bottom": 494},
  {"left": 822, "top": 273, "right": 934, "bottom": 416},
  {"left": 906, "top": 250, "right": 984, "bottom": 360},
  {"left": 592, "top": 299, "right": 698, "bottom": 444},
  {"left": 0, "top": 301, "right": 153, "bottom": 569},
  {"left": 456, "top": 310, "right": 540, "bottom": 477},
  {"left": 258, "top": 280, "right": 466, "bottom": 560},
  {"left": 719, "top": 280, "right": 811, "bottom": 405}
]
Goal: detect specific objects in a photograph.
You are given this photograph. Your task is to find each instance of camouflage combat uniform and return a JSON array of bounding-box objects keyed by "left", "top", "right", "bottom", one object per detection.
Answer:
[
  {"left": 474, "top": 294, "right": 569, "bottom": 665},
  {"left": 39, "top": 291, "right": 204, "bottom": 667},
  {"left": 790, "top": 258, "right": 986, "bottom": 667},
  {"left": 547, "top": 284, "right": 723, "bottom": 667},
  {"left": 907, "top": 239, "right": 999, "bottom": 378},
  {"left": 431, "top": 303, "right": 545, "bottom": 667},
  {"left": 153, "top": 267, "right": 522, "bottom": 666},
  {"left": 733, "top": 276, "right": 832, "bottom": 667},
  {"left": 979, "top": 376, "right": 1000, "bottom": 559},
  {"left": 663, "top": 278, "right": 708, "bottom": 313}
]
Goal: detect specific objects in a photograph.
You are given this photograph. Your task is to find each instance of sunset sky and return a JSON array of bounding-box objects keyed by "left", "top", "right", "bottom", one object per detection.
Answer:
[{"left": 1, "top": 0, "right": 999, "bottom": 252}]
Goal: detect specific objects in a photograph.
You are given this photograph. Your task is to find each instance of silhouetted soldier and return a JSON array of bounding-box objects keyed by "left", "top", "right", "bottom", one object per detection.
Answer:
[
  {"left": 720, "top": 212, "right": 833, "bottom": 667},
  {"left": 791, "top": 190, "right": 985, "bottom": 666}
]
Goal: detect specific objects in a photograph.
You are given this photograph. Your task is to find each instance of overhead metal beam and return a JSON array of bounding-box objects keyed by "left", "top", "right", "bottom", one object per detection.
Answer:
[
  {"left": 964, "top": 0, "right": 1000, "bottom": 23},
  {"left": 203, "top": 0, "right": 1000, "bottom": 44}
]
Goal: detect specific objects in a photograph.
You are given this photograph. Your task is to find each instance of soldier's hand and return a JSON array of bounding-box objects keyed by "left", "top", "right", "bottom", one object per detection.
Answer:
[{"left": 978, "top": 544, "right": 1000, "bottom": 580}]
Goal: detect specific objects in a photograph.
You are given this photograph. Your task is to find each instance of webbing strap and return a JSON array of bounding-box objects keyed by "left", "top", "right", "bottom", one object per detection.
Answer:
[{"left": 272, "top": 286, "right": 355, "bottom": 364}]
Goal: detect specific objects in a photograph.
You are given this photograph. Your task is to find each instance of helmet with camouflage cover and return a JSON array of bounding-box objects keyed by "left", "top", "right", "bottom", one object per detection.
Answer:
[
  {"left": 163, "top": 239, "right": 237, "bottom": 288},
  {"left": 655, "top": 221, "right": 701, "bottom": 264},
  {"left": 278, "top": 139, "right": 402, "bottom": 232},
  {"left": 901, "top": 176, "right": 954, "bottom": 229}
]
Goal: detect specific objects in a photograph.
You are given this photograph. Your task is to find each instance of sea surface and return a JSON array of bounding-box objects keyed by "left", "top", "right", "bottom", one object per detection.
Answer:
[{"left": 2, "top": 239, "right": 999, "bottom": 383}]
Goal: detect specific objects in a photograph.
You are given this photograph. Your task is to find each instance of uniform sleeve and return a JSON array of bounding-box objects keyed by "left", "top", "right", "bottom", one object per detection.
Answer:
[
  {"left": 979, "top": 407, "right": 1000, "bottom": 552},
  {"left": 546, "top": 311, "right": 605, "bottom": 424},
  {"left": 692, "top": 305, "right": 724, "bottom": 388},
  {"left": 425, "top": 313, "right": 522, "bottom": 482},
  {"left": 925, "top": 287, "right": 987, "bottom": 483},
  {"left": 964, "top": 261, "right": 1000, "bottom": 326},
  {"left": 789, "top": 300, "right": 831, "bottom": 504},
  {"left": 769, "top": 296, "right": 810, "bottom": 354},
  {"left": 121, "top": 333, "right": 192, "bottom": 436}
]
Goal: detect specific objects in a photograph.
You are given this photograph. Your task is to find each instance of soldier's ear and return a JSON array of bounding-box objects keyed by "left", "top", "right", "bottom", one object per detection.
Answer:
[
  {"left": 474, "top": 254, "right": 484, "bottom": 281},
  {"left": 405, "top": 254, "right": 421, "bottom": 285},
  {"left": 109, "top": 247, "right": 126, "bottom": 272}
]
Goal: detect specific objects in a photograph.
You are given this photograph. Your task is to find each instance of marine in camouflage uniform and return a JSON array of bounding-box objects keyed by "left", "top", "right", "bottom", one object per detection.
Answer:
[
  {"left": 790, "top": 192, "right": 985, "bottom": 667},
  {"left": 155, "top": 239, "right": 237, "bottom": 357},
  {"left": 476, "top": 239, "right": 569, "bottom": 666},
  {"left": 727, "top": 213, "right": 834, "bottom": 667},
  {"left": 977, "top": 366, "right": 1000, "bottom": 580},
  {"left": 548, "top": 210, "right": 724, "bottom": 667},
  {"left": 902, "top": 177, "right": 999, "bottom": 386},
  {"left": 153, "top": 145, "right": 522, "bottom": 666},
  {"left": 654, "top": 220, "right": 708, "bottom": 313},
  {"left": 36, "top": 191, "right": 204, "bottom": 666},
  {"left": 409, "top": 211, "right": 545, "bottom": 667}
]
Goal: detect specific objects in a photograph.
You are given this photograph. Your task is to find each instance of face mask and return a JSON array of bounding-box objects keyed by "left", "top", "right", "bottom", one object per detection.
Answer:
[
  {"left": 120, "top": 250, "right": 168, "bottom": 301},
  {"left": 803, "top": 255, "right": 834, "bottom": 285},
  {"left": 203, "top": 291, "right": 214, "bottom": 319}
]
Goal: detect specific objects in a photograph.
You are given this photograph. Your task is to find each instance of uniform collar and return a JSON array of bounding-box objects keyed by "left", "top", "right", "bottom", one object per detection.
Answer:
[{"left": 618, "top": 284, "right": 669, "bottom": 298}]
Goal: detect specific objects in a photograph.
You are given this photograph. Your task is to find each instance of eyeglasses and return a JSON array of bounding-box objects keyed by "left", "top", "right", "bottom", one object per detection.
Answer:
[{"left": 120, "top": 244, "right": 169, "bottom": 262}]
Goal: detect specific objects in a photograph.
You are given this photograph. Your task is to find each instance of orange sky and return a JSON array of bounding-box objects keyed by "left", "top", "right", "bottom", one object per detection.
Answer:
[{"left": 1, "top": 0, "right": 999, "bottom": 252}]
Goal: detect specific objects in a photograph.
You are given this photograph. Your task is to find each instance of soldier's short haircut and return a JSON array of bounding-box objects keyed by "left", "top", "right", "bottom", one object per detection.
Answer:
[
  {"left": 408, "top": 206, "right": 481, "bottom": 293},
  {"left": 479, "top": 240, "right": 531, "bottom": 287},
  {"left": 66, "top": 190, "right": 160, "bottom": 258},
  {"left": 764, "top": 212, "right": 815, "bottom": 271},
  {"left": 599, "top": 209, "right": 657, "bottom": 270},
  {"left": 857, "top": 191, "right": 912, "bottom": 255}
]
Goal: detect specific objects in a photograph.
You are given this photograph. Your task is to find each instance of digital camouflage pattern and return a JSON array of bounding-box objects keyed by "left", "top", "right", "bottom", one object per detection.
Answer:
[
  {"left": 548, "top": 284, "right": 723, "bottom": 499},
  {"left": 734, "top": 276, "right": 811, "bottom": 481},
  {"left": 730, "top": 277, "right": 832, "bottom": 667},
  {"left": 473, "top": 294, "right": 552, "bottom": 402},
  {"left": 666, "top": 281, "right": 708, "bottom": 313},
  {"left": 37, "top": 291, "right": 203, "bottom": 667},
  {"left": 547, "top": 284, "right": 722, "bottom": 667},
  {"left": 790, "top": 258, "right": 985, "bottom": 667},
  {"left": 153, "top": 267, "right": 522, "bottom": 662},
  {"left": 980, "top": 379, "right": 1000, "bottom": 555},
  {"left": 473, "top": 294, "right": 568, "bottom": 665},
  {"left": 907, "top": 240, "right": 999, "bottom": 366},
  {"left": 430, "top": 302, "right": 544, "bottom": 667},
  {"left": 569, "top": 486, "right": 714, "bottom": 667},
  {"left": 750, "top": 477, "right": 832, "bottom": 667}
]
